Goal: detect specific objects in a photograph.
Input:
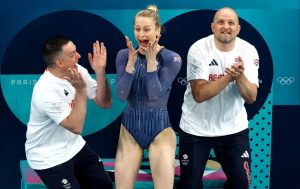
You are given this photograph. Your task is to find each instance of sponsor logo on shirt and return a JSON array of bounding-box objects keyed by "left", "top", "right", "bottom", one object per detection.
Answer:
[
  {"left": 209, "top": 59, "right": 218, "bottom": 66},
  {"left": 64, "top": 89, "right": 69, "bottom": 96}
]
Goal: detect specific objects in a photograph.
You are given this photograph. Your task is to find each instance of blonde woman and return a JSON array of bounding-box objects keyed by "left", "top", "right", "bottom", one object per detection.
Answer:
[{"left": 114, "top": 5, "right": 182, "bottom": 189}]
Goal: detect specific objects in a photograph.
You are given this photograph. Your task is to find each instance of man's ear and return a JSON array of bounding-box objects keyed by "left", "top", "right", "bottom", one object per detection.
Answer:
[{"left": 55, "top": 59, "right": 63, "bottom": 67}]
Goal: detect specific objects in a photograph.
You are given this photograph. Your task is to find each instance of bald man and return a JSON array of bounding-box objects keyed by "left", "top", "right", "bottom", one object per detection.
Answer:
[{"left": 177, "top": 7, "right": 259, "bottom": 189}]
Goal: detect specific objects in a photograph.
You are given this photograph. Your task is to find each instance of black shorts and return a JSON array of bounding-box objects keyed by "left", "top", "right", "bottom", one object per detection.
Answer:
[
  {"left": 35, "top": 144, "right": 112, "bottom": 189},
  {"left": 176, "top": 129, "right": 251, "bottom": 189}
]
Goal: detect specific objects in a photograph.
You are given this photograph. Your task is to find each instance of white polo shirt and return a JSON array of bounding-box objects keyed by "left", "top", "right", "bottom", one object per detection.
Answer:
[
  {"left": 25, "top": 64, "right": 97, "bottom": 170},
  {"left": 180, "top": 35, "right": 259, "bottom": 137}
]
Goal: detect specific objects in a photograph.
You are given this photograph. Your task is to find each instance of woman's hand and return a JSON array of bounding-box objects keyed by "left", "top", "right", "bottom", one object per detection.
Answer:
[
  {"left": 125, "top": 36, "right": 138, "bottom": 73},
  {"left": 141, "top": 34, "right": 164, "bottom": 72}
]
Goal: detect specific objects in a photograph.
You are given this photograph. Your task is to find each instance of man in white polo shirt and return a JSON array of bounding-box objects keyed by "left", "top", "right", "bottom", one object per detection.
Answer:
[
  {"left": 25, "top": 36, "right": 113, "bottom": 189},
  {"left": 177, "top": 7, "right": 259, "bottom": 189}
]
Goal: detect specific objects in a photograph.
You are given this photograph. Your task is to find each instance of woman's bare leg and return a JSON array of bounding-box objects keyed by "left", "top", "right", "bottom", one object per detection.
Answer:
[
  {"left": 115, "top": 125, "right": 144, "bottom": 189},
  {"left": 148, "top": 127, "right": 176, "bottom": 189}
]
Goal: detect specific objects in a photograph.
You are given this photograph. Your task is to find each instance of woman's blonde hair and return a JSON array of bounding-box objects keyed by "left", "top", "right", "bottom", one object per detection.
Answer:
[{"left": 135, "top": 4, "right": 162, "bottom": 29}]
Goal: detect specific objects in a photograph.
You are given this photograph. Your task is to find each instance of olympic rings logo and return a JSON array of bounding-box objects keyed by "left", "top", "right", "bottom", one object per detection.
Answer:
[
  {"left": 276, "top": 76, "right": 295, "bottom": 85},
  {"left": 177, "top": 77, "right": 188, "bottom": 85}
]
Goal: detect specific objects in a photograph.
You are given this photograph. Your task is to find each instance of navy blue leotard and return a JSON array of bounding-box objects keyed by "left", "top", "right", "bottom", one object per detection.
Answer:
[{"left": 116, "top": 48, "right": 182, "bottom": 148}]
